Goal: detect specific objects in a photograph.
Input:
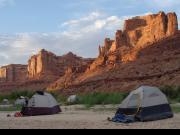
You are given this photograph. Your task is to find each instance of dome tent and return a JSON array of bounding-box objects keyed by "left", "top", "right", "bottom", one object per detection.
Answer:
[
  {"left": 67, "top": 95, "right": 78, "bottom": 104},
  {"left": 116, "top": 86, "right": 173, "bottom": 122},
  {"left": 21, "top": 91, "right": 61, "bottom": 116},
  {"left": 15, "top": 98, "right": 26, "bottom": 106},
  {"left": 2, "top": 99, "right": 9, "bottom": 105}
]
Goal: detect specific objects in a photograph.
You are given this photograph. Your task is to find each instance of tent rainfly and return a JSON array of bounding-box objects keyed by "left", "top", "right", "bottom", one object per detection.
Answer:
[
  {"left": 21, "top": 91, "right": 61, "bottom": 116},
  {"left": 116, "top": 86, "right": 173, "bottom": 122}
]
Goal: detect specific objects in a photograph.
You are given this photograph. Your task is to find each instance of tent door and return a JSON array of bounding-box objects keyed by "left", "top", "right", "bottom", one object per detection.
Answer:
[{"left": 127, "top": 94, "right": 141, "bottom": 108}]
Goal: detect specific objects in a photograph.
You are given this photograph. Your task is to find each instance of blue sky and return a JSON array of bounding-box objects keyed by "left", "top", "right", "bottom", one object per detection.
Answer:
[{"left": 0, "top": 0, "right": 180, "bottom": 66}]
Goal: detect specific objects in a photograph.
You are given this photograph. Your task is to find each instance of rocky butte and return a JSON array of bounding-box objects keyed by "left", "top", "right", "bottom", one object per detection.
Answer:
[
  {"left": 0, "top": 11, "right": 180, "bottom": 94},
  {"left": 0, "top": 64, "right": 27, "bottom": 93},
  {"left": 28, "top": 49, "right": 94, "bottom": 81},
  {"left": 90, "top": 11, "right": 178, "bottom": 70},
  {"left": 0, "top": 49, "right": 94, "bottom": 93},
  {"left": 0, "top": 64, "right": 27, "bottom": 83},
  {"left": 48, "top": 11, "right": 180, "bottom": 94}
]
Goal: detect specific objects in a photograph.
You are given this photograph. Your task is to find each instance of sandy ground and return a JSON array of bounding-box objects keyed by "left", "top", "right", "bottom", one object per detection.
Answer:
[{"left": 0, "top": 105, "right": 180, "bottom": 129}]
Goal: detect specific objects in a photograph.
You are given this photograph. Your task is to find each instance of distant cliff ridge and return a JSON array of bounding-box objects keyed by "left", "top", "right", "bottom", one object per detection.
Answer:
[
  {"left": 28, "top": 49, "right": 94, "bottom": 80},
  {"left": 0, "top": 64, "right": 27, "bottom": 83},
  {"left": 0, "top": 49, "right": 94, "bottom": 92},
  {"left": 0, "top": 11, "right": 180, "bottom": 94}
]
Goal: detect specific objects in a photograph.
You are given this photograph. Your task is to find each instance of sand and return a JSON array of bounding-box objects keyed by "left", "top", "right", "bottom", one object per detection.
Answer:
[{"left": 0, "top": 105, "right": 180, "bottom": 129}]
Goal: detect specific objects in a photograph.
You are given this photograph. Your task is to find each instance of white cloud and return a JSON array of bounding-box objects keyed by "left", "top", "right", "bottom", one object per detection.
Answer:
[
  {"left": 62, "top": 12, "right": 102, "bottom": 27},
  {"left": 60, "top": 12, "right": 129, "bottom": 39}
]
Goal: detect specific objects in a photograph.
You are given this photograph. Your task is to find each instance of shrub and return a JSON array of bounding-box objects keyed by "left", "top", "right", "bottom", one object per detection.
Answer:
[
  {"left": 160, "top": 85, "right": 180, "bottom": 103},
  {"left": 49, "top": 91, "right": 67, "bottom": 104},
  {"left": 0, "top": 90, "right": 35, "bottom": 103},
  {"left": 77, "top": 92, "right": 129, "bottom": 107}
]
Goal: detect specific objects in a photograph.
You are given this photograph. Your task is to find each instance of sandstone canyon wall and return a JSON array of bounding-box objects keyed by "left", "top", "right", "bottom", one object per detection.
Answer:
[
  {"left": 28, "top": 49, "right": 63, "bottom": 80},
  {"left": 0, "top": 11, "right": 180, "bottom": 94},
  {"left": 28, "top": 49, "right": 94, "bottom": 81},
  {"left": 48, "top": 11, "right": 180, "bottom": 94},
  {"left": 0, "top": 50, "right": 94, "bottom": 93},
  {"left": 0, "top": 64, "right": 27, "bottom": 83},
  {"left": 92, "top": 12, "right": 178, "bottom": 70}
]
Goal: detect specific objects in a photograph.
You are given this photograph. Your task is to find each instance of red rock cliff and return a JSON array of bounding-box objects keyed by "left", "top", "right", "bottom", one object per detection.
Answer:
[
  {"left": 28, "top": 49, "right": 94, "bottom": 81},
  {"left": 0, "top": 64, "right": 27, "bottom": 83},
  {"left": 47, "top": 11, "right": 180, "bottom": 94},
  {"left": 0, "top": 11, "right": 179, "bottom": 94},
  {"left": 91, "top": 12, "right": 178, "bottom": 70},
  {"left": 28, "top": 49, "right": 61, "bottom": 80}
]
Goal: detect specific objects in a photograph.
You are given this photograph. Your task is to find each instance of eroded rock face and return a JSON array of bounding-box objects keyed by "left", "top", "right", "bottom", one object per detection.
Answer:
[
  {"left": 123, "top": 12, "right": 178, "bottom": 47},
  {"left": 52, "top": 32, "right": 180, "bottom": 94},
  {"left": 0, "top": 64, "right": 27, "bottom": 83},
  {"left": 47, "top": 12, "right": 180, "bottom": 94},
  {"left": 0, "top": 49, "right": 94, "bottom": 93},
  {"left": 28, "top": 49, "right": 94, "bottom": 81},
  {"left": 94, "top": 12, "right": 179, "bottom": 69},
  {"left": 0, "top": 11, "right": 179, "bottom": 94},
  {"left": 28, "top": 49, "right": 62, "bottom": 80},
  {"left": 167, "top": 12, "right": 178, "bottom": 36}
]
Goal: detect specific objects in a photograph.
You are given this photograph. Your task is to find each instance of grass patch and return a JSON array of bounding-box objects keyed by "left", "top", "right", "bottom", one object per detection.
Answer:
[
  {"left": 171, "top": 105, "right": 180, "bottom": 113},
  {"left": 48, "top": 91, "right": 128, "bottom": 107},
  {"left": 0, "top": 105, "right": 22, "bottom": 112},
  {"left": 77, "top": 92, "right": 129, "bottom": 108}
]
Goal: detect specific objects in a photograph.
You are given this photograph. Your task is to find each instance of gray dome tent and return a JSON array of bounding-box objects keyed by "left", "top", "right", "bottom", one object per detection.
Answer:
[
  {"left": 116, "top": 86, "right": 173, "bottom": 122},
  {"left": 67, "top": 95, "right": 78, "bottom": 104},
  {"left": 21, "top": 91, "right": 61, "bottom": 116},
  {"left": 15, "top": 98, "right": 26, "bottom": 106}
]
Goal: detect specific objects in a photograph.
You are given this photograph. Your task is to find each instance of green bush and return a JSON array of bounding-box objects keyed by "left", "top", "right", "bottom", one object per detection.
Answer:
[
  {"left": 171, "top": 106, "right": 180, "bottom": 113},
  {"left": 0, "top": 91, "right": 35, "bottom": 103},
  {"left": 160, "top": 85, "right": 180, "bottom": 103},
  {"left": 49, "top": 91, "right": 67, "bottom": 104},
  {"left": 0, "top": 90, "right": 67, "bottom": 105},
  {"left": 77, "top": 92, "right": 129, "bottom": 107}
]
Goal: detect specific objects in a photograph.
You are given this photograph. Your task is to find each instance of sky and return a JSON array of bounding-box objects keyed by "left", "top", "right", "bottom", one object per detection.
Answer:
[{"left": 0, "top": 0, "right": 180, "bottom": 66}]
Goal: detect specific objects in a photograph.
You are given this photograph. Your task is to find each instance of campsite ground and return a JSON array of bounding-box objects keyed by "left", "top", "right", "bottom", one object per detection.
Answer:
[{"left": 0, "top": 105, "right": 180, "bottom": 129}]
